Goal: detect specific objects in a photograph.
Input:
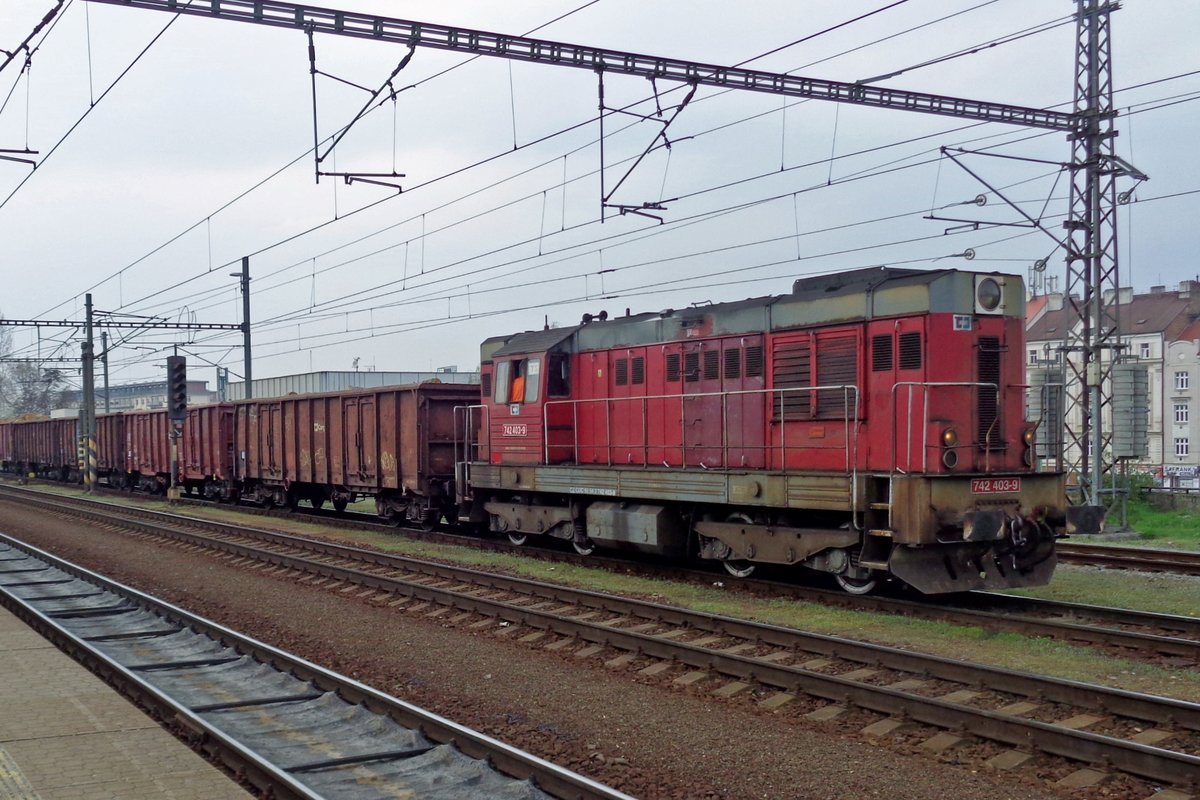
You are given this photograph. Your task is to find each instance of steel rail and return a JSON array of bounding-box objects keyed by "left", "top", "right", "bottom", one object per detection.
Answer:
[
  {"left": 1058, "top": 541, "right": 1200, "bottom": 576},
  {"left": 3, "top": 483, "right": 1199, "bottom": 661},
  {"left": 0, "top": 534, "right": 634, "bottom": 800},
  {"left": 82, "top": 0, "right": 1079, "bottom": 132},
  {"left": 7, "top": 487, "right": 1200, "bottom": 786}
]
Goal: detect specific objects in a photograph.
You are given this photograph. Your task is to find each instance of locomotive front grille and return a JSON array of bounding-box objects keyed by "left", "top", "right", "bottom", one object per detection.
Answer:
[{"left": 977, "top": 336, "right": 1001, "bottom": 447}]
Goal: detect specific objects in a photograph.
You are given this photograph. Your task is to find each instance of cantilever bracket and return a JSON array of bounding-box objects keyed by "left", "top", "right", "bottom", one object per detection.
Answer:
[
  {"left": 306, "top": 26, "right": 417, "bottom": 189},
  {"left": 933, "top": 146, "right": 1071, "bottom": 252},
  {"left": 0, "top": 147, "right": 37, "bottom": 167},
  {"left": 598, "top": 71, "right": 696, "bottom": 224}
]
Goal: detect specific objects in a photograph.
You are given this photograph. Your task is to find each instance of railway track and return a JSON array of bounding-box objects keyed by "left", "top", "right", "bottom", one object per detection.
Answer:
[
  {"left": 4, "top": 485, "right": 1200, "bottom": 791},
  {"left": 1059, "top": 541, "right": 1200, "bottom": 576},
  {"left": 0, "top": 536, "right": 630, "bottom": 800},
  {"left": 6, "top": 482, "right": 1200, "bottom": 665}
]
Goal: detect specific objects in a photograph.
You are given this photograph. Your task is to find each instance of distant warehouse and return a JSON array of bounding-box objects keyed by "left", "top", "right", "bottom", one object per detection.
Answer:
[{"left": 223, "top": 369, "right": 479, "bottom": 401}]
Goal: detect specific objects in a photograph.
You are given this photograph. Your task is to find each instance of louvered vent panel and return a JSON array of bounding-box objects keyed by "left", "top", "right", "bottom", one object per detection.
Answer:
[
  {"left": 816, "top": 336, "right": 858, "bottom": 418},
  {"left": 481, "top": 373, "right": 491, "bottom": 399},
  {"left": 703, "top": 350, "right": 720, "bottom": 380},
  {"left": 615, "top": 358, "right": 629, "bottom": 386},
  {"left": 772, "top": 340, "right": 811, "bottom": 420},
  {"left": 977, "top": 336, "right": 1001, "bottom": 446},
  {"left": 632, "top": 356, "right": 645, "bottom": 385},
  {"left": 745, "top": 345, "right": 764, "bottom": 377},
  {"left": 666, "top": 353, "right": 681, "bottom": 382},
  {"left": 724, "top": 348, "right": 741, "bottom": 380},
  {"left": 899, "top": 332, "right": 922, "bottom": 370},
  {"left": 684, "top": 352, "right": 700, "bottom": 383},
  {"left": 872, "top": 334, "right": 893, "bottom": 372}
]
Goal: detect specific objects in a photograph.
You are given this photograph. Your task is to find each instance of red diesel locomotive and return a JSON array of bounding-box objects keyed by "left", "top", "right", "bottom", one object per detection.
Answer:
[{"left": 463, "top": 267, "right": 1099, "bottom": 594}]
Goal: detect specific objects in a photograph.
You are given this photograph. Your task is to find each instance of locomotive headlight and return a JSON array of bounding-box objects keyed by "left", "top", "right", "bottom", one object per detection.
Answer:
[
  {"left": 941, "top": 428, "right": 958, "bottom": 447},
  {"left": 1023, "top": 428, "right": 1036, "bottom": 446},
  {"left": 976, "top": 277, "right": 1002, "bottom": 311}
]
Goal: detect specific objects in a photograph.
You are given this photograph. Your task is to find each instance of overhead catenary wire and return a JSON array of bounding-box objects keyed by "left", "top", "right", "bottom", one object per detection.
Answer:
[{"left": 35, "top": 0, "right": 1012, "bottom": 323}]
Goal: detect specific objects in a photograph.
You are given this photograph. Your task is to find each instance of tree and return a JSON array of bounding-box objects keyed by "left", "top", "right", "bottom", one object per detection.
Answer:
[{"left": 0, "top": 313, "right": 71, "bottom": 417}]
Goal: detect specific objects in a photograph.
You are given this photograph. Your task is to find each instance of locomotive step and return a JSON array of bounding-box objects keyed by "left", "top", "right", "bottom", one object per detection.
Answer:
[
  {"left": 867, "top": 529, "right": 894, "bottom": 538},
  {"left": 869, "top": 502, "right": 892, "bottom": 511}
]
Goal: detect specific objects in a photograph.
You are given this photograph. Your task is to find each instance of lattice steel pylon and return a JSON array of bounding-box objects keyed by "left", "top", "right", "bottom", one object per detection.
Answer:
[{"left": 1061, "top": 0, "right": 1145, "bottom": 508}]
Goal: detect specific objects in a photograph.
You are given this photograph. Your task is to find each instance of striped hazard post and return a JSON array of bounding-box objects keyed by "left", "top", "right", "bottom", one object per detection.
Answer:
[{"left": 86, "top": 436, "right": 98, "bottom": 492}]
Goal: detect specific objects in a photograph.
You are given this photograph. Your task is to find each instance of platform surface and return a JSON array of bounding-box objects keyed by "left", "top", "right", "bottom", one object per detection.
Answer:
[{"left": 0, "top": 605, "right": 250, "bottom": 800}]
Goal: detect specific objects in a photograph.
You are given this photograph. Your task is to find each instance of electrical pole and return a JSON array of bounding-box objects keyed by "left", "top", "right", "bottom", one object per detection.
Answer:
[
  {"left": 239, "top": 256, "right": 252, "bottom": 400},
  {"left": 100, "top": 330, "right": 110, "bottom": 413},
  {"left": 81, "top": 294, "right": 97, "bottom": 492},
  {"left": 1062, "top": 0, "right": 1143, "bottom": 512}
]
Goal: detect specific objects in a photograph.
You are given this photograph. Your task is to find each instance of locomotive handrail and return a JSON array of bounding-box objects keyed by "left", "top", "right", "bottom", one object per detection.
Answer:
[
  {"left": 890, "top": 381, "right": 1000, "bottom": 476},
  {"left": 1028, "top": 379, "right": 1067, "bottom": 472},
  {"left": 453, "top": 403, "right": 489, "bottom": 503},
  {"left": 541, "top": 384, "right": 860, "bottom": 471}
]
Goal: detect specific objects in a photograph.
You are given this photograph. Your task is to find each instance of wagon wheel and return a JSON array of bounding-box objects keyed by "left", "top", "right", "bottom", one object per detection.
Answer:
[
  {"left": 419, "top": 510, "right": 440, "bottom": 531},
  {"left": 332, "top": 498, "right": 348, "bottom": 513},
  {"left": 286, "top": 492, "right": 301, "bottom": 512},
  {"left": 572, "top": 539, "right": 596, "bottom": 556},
  {"left": 506, "top": 532, "right": 528, "bottom": 546},
  {"left": 312, "top": 498, "right": 325, "bottom": 511}
]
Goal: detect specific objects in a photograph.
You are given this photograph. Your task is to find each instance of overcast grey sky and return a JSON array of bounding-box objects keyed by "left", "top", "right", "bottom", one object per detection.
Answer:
[{"left": 1, "top": 0, "right": 1197, "bottom": 391}]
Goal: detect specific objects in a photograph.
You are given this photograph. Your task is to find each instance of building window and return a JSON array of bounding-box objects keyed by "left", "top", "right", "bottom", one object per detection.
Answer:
[
  {"left": 1028, "top": 349, "right": 1038, "bottom": 365},
  {"left": 1176, "top": 438, "right": 1190, "bottom": 457},
  {"left": 1177, "top": 403, "right": 1190, "bottom": 424},
  {"left": 1140, "top": 342, "right": 1151, "bottom": 359},
  {"left": 1177, "top": 371, "right": 1190, "bottom": 391}
]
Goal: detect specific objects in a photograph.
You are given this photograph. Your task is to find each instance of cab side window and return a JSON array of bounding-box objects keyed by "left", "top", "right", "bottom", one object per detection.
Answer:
[
  {"left": 494, "top": 361, "right": 511, "bottom": 404},
  {"left": 496, "top": 358, "right": 542, "bottom": 404}
]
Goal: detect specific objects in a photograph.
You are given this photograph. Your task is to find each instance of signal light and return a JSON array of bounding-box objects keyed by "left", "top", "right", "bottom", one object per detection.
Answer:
[
  {"left": 167, "top": 356, "right": 187, "bottom": 422},
  {"left": 941, "top": 428, "right": 958, "bottom": 447}
]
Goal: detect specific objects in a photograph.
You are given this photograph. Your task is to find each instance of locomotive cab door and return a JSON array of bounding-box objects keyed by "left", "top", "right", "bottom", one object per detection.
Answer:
[{"left": 682, "top": 340, "right": 723, "bottom": 467}]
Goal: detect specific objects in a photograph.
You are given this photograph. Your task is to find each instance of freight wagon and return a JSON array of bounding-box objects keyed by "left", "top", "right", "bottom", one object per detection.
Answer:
[{"left": 233, "top": 382, "right": 477, "bottom": 524}]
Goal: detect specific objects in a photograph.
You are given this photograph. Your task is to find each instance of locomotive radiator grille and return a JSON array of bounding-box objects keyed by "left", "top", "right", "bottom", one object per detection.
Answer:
[{"left": 977, "top": 336, "right": 1001, "bottom": 447}]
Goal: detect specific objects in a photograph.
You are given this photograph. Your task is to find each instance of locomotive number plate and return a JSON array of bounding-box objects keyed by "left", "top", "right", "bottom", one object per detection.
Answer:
[
  {"left": 502, "top": 423, "right": 528, "bottom": 437},
  {"left": 971, "top": 477, "right": 1021, "bottom": 494}
]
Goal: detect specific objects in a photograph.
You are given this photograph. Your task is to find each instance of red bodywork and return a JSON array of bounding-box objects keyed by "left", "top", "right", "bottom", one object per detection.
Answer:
[
  {"left": 486, "top": 312, "right": 1030, "bottom": 477},
  {"left": 233, "top": 383, "right": 475, "bottom": 505},
  {"left": 124, "top": 409, "right": 171, "bottom": 481},
  {"left": 181, "top": 404, "right": 234, "bottom": 486},
  {"left": 6, "top": 418, "right": 78, "bottom": 475},
  {"left": 96, "top": 413, "right": 127, "bottom": 477}
]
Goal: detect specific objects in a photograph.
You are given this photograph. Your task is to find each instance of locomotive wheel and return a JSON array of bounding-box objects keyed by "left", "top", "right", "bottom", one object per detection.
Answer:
[
  {"left": 720, "top": 513, "right": 757, "bottom": 578},
  {"left": 507, "top": 532, "right": 528, "bottom": 546},
  {"left": 722, "top": 560, "right": 756, "bottom": 579},
  {"left": 835, "top": 573, "right": 878, "bottom": 595},
  {"left": 572, "top": 539, "right": 596, "bottom": 556}
]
